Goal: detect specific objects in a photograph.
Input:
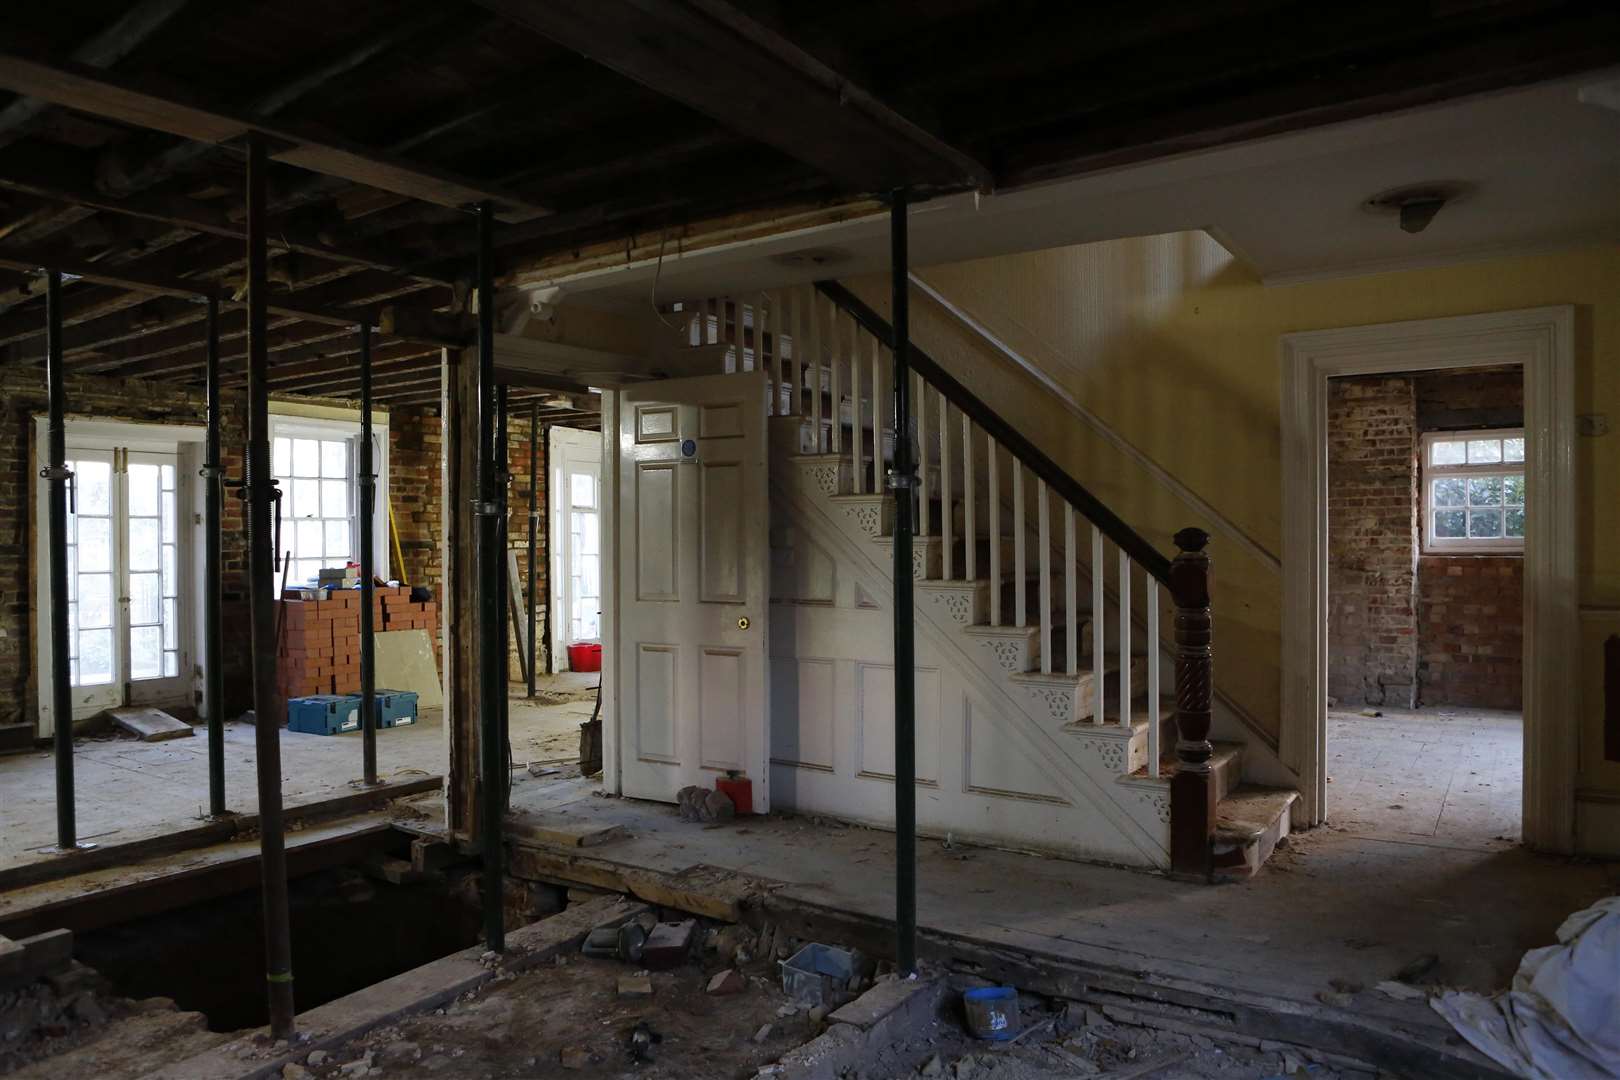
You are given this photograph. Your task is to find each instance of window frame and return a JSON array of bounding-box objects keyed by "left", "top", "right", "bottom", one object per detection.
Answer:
[
  {"left": 269, "top": 407, "right": 390, "bottom": 585},
  {"left": 1420, "top": 427, "right": 1525, "bottom": 555}
]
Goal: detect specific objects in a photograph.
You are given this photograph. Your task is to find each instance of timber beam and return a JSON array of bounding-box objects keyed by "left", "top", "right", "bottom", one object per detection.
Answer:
[{"left": 0, "top": 51, "right": 552, "bottom": 222}]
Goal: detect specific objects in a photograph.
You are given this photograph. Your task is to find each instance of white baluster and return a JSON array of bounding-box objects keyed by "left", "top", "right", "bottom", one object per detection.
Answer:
[
  {"left": 962, "top": 414, "right": 975, "bottom": 583},
  {"left": 870, "top": 333, "right": 883, "bottom": 494},
  {"left": 1147, "top": 577, "right": 1161, "bottom": 778},
  {"left": 940, "top": 393, "right": 952, "bottom": 580},
  {"left": 1064, "top": 505, "right": 1077, "bottom": 676},
  {"left": 760, "top": 293, "right": 772, "bottom": 413},
  {"left": 850, "top": 315, "right": 864, "bottom": 494},
  {"left": 1038, "top": 479, "right": 1051, "bottom": 674},
  {"left": 1118, "top": 550, "right": 1131, "bottom": 731},
  {"left": 1092, "top": 525, "right": 1104, "bottom": 725},
  {"left": 917, "top": 376, "right": 930, "bottom": 548},
  {"left": 988, "top": 435, "right": 1000, "bottom": 625},
  {"left": 1013, "top": 463, "right": 1026, "bottom": 628},
  {"left": 809, "top": 290, "right": 823, "bottom": 451},
  {"left": 828, "top": 297, "right": 841, "bottom": 457}
]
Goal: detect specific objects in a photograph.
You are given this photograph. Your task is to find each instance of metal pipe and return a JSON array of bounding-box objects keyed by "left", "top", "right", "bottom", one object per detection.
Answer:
[
  {"left": 204, "top": 293, "right": 225, "bottom": 816},
  {"left": 539, "top": 415, "right": 552, "bottom": 677},
  {"left": 475, "top": 202, "right": 505, "bottom": 952},
  {"left": 246, "top": 133, "right": 296, "bottom": 1038},
  {"left": 497, "top": 383, "right": 510, "bottom": 810},
  {"left": 526, "top": 402, "right": 539, "bottom": 697},
  {"left": 889, "top": 190, "right": 916, "bottom": 973},
  {"left": 359, "top": 320, "right": 378, "bottom": 786},
  {"left": 45, "top": 270, "right": 76, "bottom": 850}
]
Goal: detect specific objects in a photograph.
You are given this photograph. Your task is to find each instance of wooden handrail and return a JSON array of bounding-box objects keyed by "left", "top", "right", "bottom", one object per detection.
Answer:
[{"left": 816, "top": 279, "right": 1173, "bottom": 584}]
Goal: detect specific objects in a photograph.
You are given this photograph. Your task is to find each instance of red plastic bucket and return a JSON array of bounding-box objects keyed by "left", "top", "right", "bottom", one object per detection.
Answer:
[{"left": 567, "top": 643, "right": 602, "bottom": 672}]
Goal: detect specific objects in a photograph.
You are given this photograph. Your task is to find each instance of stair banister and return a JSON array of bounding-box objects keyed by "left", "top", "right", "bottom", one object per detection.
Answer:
[
  {"left": 813, "top": 278, "right": 1217, "bottom": 874},
  {"left": 816, "top": 280, "right": 1173, "bottom": 583}
]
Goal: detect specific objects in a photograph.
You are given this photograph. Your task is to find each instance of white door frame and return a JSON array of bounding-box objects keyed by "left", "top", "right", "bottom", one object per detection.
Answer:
[
  {"left": 1280, "top": 306, "right": 1576, "bottom": 852},
  {"left": 549, "top": 425, "right": 604, "bottom": 667},
  {"left": 33, "top": 417, "right": 205, "bottom": 736}
]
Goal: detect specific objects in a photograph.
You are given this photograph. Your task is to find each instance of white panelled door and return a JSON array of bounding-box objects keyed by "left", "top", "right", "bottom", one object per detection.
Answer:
[{"left": 616, "top": 369, "right": 769, "bottom": 810}]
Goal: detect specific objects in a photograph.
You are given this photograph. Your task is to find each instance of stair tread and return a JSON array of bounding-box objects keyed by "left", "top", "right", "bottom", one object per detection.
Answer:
[
  {"left": 1125, "top": 740, "right": 1242, "bottom": 781},
  {"left": 1213, "top": 785, "right": 1299, "bottom": 843}
]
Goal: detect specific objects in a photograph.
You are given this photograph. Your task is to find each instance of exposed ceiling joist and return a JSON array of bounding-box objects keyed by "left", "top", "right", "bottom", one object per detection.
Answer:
[
  {"left": 473, "top": 0, "right": 989, "bottom": 194},
  {"left": 0, "top": 51, "right": 552, "bottom": 222},
  {"left": 0, "top": 244, "right": 467, "bottom": 346}
]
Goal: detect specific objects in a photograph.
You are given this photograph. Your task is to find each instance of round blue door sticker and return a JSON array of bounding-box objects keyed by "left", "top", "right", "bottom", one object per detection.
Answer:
[{"left": 680, "top": 438, "right": 697, "bottom": 458}]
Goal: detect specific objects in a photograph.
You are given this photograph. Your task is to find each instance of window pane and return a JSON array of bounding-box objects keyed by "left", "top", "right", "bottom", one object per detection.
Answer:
[
  {"left": 1503, "top": 475, "right": 1525, "bottom": 506},
  {"left": 324, "top": 519, "right": 350, "bottom": 559},
  {"left": 321, "top": 440, "right": 347, "bottom": 478},
  {"left": 1503, "top": 437, "right": 1525, "bottom": 463},
  {"left": 1505, "top": 508, "right": 1525, "bottom": 538},
  {"left": 571, "top": 473, "right": 596, "bottom": 508},
  {"left": 130, "top": 625, "right": 162, "bottom": 680},
  {"left": 1467, "top": 438, "right": 1502, "bottom": 464},
  {"left": 1430, "top": 440, "right": 1466, "bottom": 465},
  {"left": 76, "top": 459, "right": 111, "bottom": 516},
  {"left": 128, "top": 518, "right": 161, "bottom": 572},
  {"left": 162, "top": 545, "right": 176, "bottom": 597},
  {"left": 79, "top": 628, "right": 113, "bottom": 684},
  {"left": 160, "top": 491, "right": 176, "bottom": 542},
  {"left": 1469, "top": 510, "right": 1502, "bottom": 538},
  {"left": 274, "top": 437, "right": 292, "bottom": 476},
  {"left": 293, "top": 478, "right": 320, "bottom": 517},
  {"left": 1432, "top": 477, "right": 1465, "bottom": 507},
  {"left": 294, "top": 558, "right": 323, "bottom": 584},
  {"left": 296, "top": 519, "right": 323, "bottom": 558},
  {"left": 580, "top": 511, "right": 599, "bottom": 556},
  {"left": 78, "top": 517, "right": 111, "bottom": 572},
  {"left": 129, "top": 572, "right": 161, "bottom": 624},
  {"left": 1433, "top": 510, "right": 1466, "bottom": 538},
  {"left": 161, "top": 464, "right": 174, "bottom": 491},
  {"left": 163, "top": 651, "right": 178, "bottom": 678},
  {"left": 163, "top": 599, "right": 177, "bottom": 649},
  {"left": 79, "top": 573, "right": 113, "bottom": 629},
  {"left": 1467, "top": 476, "right": 1504, "bottom": 507},
  {"left": 127, "top": 462, "right": 160, "bottom": 516},
  {"left": 321, "top": 479, "right": 348, "bottom": 518},
  {"left": 292, "top": 438, "right": 319, "bottom": 476}
]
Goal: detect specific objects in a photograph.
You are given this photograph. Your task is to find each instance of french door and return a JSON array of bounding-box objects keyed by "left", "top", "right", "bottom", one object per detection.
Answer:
[
  {"left": 551, "top": 426, "right": 604, "bottom": 661},
  {"left": 62, "top": 446, "right": 187, "bottom": 719}
]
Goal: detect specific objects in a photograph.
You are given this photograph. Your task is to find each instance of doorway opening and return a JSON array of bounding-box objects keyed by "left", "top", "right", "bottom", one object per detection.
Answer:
[
  {"left": 1325, "top": 367, "right": 1523, "bottom": 848},
  {"left": 549, "top": 425, "right": 604, "bottom": 673}
]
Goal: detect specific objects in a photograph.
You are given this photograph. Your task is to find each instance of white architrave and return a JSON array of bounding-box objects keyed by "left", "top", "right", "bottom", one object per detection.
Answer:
[{"left": 1280, "top": 306, "right": 1576, "bottom": 852}]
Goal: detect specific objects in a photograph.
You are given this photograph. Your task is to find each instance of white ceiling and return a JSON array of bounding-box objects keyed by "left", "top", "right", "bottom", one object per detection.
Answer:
[{"left": 544, "top": 69, "right": 1620, "bottom": 305}]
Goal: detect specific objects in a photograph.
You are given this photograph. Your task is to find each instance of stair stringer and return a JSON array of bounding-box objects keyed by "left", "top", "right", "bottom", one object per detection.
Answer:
[{"left": 770, "top": 463, "right": 1171, "bottom": 868}]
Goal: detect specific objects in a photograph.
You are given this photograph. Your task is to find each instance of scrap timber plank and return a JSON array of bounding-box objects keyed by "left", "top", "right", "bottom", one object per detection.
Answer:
[{"left": 108, "top": 706, "right": 193, "bottom": 741}]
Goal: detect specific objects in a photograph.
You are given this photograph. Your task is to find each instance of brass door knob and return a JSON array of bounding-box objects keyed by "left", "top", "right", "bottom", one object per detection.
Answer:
[{"left": 737, "top": 616, "right": 751, "bottom": 631}]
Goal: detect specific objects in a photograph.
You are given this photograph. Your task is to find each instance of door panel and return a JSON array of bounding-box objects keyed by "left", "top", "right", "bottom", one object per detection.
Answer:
[
  {"left": 64, "top": 450, "right": 121, "bottom": 719},
  {"left": 617, "top": 369, "right": 768, "bottom": 809},
  {"left": 125, "top": 450, "right": 185, "bottom": 702}
]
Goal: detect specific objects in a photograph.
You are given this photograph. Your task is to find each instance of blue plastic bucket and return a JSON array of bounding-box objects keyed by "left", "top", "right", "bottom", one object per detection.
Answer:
[{"left": 962, "top": 985, "right": 1021, "bottom": 1040}]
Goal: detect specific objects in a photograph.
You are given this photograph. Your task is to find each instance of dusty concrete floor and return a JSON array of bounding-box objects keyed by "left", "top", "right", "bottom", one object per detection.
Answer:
[
  {"left": 495, "top": 776, "right": 1618, "bottom": 1012},
  {"left": 1327, "top": 705, "right": 1520, "bottom": 848},
  {"left": 0, "top": 679, "right": 591, "bottom": 873}
]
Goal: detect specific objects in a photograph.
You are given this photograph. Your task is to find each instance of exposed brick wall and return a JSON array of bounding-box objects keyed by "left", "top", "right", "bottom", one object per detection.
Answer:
[
  {"left": 1328, "top": 375, "right": 1419, "bottom": 708},
  {"left": 1413, "top": 365, "right": 1524, "bottom": 709},
  {"left": 387, "top": 407, "right": 549, "bottom": 682},
  {"left": 1417, "top": 556, "right": 1523, "bottom": 708}
]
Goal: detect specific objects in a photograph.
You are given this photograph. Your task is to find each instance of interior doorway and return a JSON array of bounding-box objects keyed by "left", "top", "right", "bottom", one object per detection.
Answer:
[
  {"left": 1324, "top": 368, "right": 1524, "bottom": 847},
  {"left": 1280, "top": 307, "right": 1577, "bottom": 852},
  {"left": 549, "top": 425, "right": 604, "bottom": 670}
]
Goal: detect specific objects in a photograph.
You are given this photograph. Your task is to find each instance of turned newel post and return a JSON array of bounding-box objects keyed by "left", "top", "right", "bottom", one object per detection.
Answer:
[{"left": 1169, "top": 527, "right": 1215, "bottom": 877}]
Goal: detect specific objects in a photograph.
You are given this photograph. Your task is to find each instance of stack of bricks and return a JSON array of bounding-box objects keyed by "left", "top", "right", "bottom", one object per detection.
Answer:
[
  {"left": 277, "top": 592, "right": 361, "bottom": 698},
  {"left": 374, "top": 586, "right": 438, "bottom": 636}
]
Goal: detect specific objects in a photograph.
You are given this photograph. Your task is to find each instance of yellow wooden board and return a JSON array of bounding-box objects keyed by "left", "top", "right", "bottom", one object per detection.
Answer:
[{"left": 374, "top": 630, "right": 443, "bottom": 709}]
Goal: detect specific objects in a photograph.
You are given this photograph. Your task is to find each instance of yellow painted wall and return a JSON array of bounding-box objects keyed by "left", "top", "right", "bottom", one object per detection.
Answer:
[{"left": 845, "top": 236, "right": 1618, "bottom": 797}]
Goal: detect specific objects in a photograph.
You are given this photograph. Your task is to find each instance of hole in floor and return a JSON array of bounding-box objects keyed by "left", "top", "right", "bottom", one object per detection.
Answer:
[{"left": 73, "top": 863, "right": 485, "bottom": 1032}]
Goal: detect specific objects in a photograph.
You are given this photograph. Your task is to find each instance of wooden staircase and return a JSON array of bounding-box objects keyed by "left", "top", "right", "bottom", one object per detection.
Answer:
[{"left": 675, "top": 287, "right": 1298, "bottom": 878}]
